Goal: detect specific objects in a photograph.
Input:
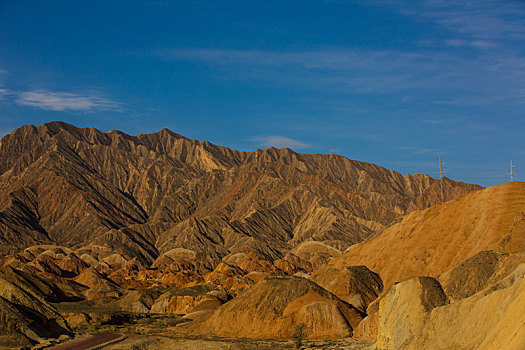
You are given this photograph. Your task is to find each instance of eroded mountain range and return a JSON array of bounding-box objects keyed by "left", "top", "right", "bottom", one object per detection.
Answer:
[
  {"left": 0, "top": 121, "right": 479, "bottom": 266},
  {"left": 2, "top": 122, "right": 524, "bottom": 349}
]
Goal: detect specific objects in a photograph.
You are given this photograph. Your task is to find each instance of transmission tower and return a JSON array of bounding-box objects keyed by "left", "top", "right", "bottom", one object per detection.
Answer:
[
  {"left": 436, "top": 156, "right": 447, "bottom": 202},
  {"left": 509, "top": 161, "right": 516, "bottom": 182}
]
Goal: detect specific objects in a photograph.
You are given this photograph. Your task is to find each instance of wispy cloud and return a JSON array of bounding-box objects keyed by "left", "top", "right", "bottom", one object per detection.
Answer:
[
  {"left": 154, "top": 47, "right": 421, "bottom": 72},
  {"left": 422, "top": 119, "right": 448, "bottom": 125},
  {"left": 2, "top": 89, "right": 122, "bottom": 112},
  {"left": 151, "top": 48, "right": 440, "bottom": 94},
  {"left": 411, "top": 148, "right": 442, "bottom": 155},
  {"left": 151, "top": 47, "right": 525, "bottom": 106},
  {"left": 400, "top": 146, "right": 446, "bottom": 156},
  {"left": 145, "top": 0, "right": 525, "bottom": 110},
  {"left": 396, "top": 0, "right": 525, "bottom": 41},
  {"left": 444, "top": 39, "right": 496, "bottom": 49},
  {"left": 251, "top": 135, "right": 310, "bottom": 150}
]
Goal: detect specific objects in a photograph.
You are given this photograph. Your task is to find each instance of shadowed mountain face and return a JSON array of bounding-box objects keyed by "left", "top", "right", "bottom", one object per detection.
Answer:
[{"left": 0, "top": 121, "right": 481, "bottom": 266}]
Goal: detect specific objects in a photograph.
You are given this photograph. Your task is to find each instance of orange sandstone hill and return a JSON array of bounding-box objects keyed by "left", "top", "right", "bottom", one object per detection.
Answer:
[
  {"left": 0, "top": 121, "right": 480, "bottom": 269},
  {"left": 178, "top": 276, "right": 365, "bottom": 339},
  {"left": 330, "top": 181, "right": 525, "bottom": 290},
  {"left": 325, "top": 182, "right": 525, "bottom": 348}
]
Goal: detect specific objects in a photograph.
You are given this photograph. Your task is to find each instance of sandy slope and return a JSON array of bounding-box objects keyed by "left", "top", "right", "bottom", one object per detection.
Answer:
[{"left": 331, "top": 182, "right": 525, "bottom": 289}]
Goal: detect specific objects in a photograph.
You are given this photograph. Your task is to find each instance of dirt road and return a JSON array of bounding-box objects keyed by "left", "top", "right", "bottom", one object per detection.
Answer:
[{"left": 51, "top": 333, "right": 124, "bottom": 350}]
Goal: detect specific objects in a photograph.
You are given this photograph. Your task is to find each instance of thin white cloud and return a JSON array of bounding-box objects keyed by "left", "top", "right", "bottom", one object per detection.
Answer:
[
  {"left": 399, "top": 146, "right": 446, "bottom": 156},
  {"left": 155, "top": 48, "right": 421, "bottom": 72},
  {"left": 252, "top": 135, "right": 309, "bottom": 150},
  {"left": 444, "top": 39, "right": 496, "bottom": 48},
  {"left": 0, "top": 68, "right": 121, "bottom": 112},
  {"left": 145, "top": 0, "right": 525, "bottom": 115},
  {"left": 13, "top": 90, "right": 121, "bottom": 112},
  {"left": 386, "top": 0, "right": 525, "bottom": 39},
  {"left": 411, "top": 148, "right": 441, "bottom": 155},
  {"left": 151, "top": 47, "right": 525, "bottom": 105},
  {"left": 152, "top": 48, "right": 440, "bottom": 95},
  {"left": 422, "top": 119, "right": 448, "bottom": 125}
]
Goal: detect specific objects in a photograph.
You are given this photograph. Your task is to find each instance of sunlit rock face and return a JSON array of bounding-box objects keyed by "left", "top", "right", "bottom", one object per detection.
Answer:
[
  {"left": 375, "top": 263, "right": 525, "bottom": 350},
  {"left": 330, "top": 182, "right": 525, "bottom": 290}
]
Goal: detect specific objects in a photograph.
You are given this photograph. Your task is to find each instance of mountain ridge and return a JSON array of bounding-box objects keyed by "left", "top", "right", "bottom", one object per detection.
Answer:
[{"left": 0, "top": 121, "right": 482, "bottom": 269}]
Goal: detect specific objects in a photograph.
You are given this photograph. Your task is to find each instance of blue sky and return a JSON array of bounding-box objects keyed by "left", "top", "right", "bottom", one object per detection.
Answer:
[{"left": 1, "top": 0, "right": 524, "bottom": 186}]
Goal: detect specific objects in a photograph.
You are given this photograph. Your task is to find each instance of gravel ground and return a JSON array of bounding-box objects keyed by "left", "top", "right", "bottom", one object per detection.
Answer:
[{"left": 99, "top": 334, "right": 374, "bottom": 350}]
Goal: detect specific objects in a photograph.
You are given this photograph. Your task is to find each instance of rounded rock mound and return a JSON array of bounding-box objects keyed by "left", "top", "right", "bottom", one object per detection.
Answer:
[{"left": 178, "top": 276, "right": 364, "bottom": 339}]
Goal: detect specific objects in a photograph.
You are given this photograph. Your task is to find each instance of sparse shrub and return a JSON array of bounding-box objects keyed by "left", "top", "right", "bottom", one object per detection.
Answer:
[{"left": 292, "top": 323, "right": 305, "bottom": 350}]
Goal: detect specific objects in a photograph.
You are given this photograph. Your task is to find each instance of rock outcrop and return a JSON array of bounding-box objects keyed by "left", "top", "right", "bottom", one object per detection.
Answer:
[
  {"left": 375, "top": 263, "right": 525, "bottom": 350},
  {"left": 375, "top": 277, "right": 449, "bottom": 349}
]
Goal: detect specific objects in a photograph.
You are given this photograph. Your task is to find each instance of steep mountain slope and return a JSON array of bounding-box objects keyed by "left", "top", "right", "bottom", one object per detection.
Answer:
[
  {"left": 330, "top": 182, "right": 525, "bottom": 290},
  {"left": 0, "top": 272, "right": 71, "bottom": 348},
  {"left": 0, "top": 121, "right": 481, "bottom": 267}
]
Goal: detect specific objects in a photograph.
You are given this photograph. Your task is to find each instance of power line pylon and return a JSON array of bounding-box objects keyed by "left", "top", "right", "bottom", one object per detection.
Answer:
[
  {"left": 436, "top": 156, "right": 447, "bottom": 202},
  {"left": 509, "top": 160, "right": 516, "bottom": 182}
]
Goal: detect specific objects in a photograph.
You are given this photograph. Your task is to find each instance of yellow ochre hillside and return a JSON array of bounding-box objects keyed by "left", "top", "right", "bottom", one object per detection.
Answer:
[{"left": 331, "top": 181, "right": 525, "bottom": 290}]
